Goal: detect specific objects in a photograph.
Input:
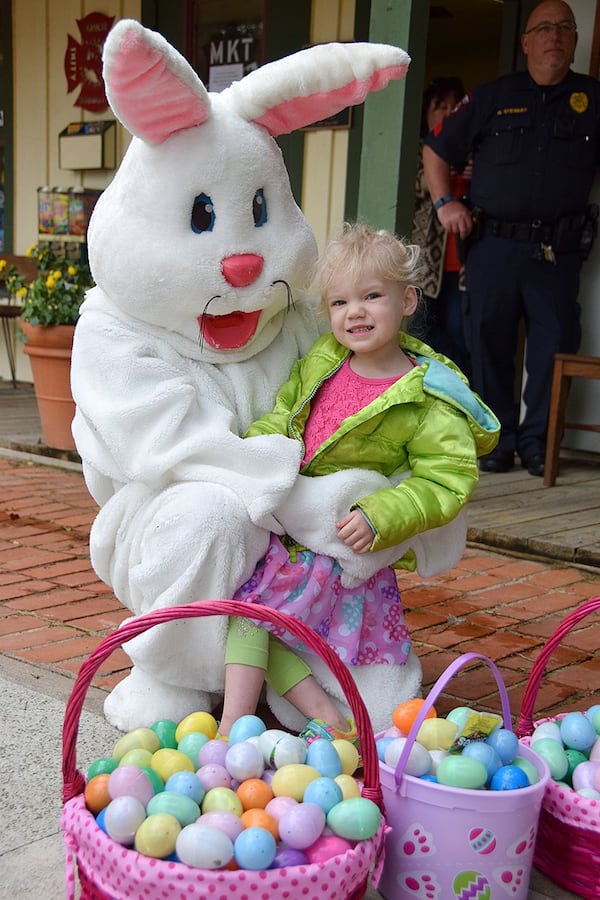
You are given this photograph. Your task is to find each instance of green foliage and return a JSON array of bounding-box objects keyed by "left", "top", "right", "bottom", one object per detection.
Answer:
[{"left": 0, "top": 242, "right": 94, "bottom": 331}]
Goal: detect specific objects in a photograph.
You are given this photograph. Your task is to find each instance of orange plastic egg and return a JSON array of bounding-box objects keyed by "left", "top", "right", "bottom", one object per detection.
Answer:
[
  {"left": 240, "top": 808, "right": 280, "bottom": 840},
  {"left": 84, "top": 773, "right": 112, "bottom": 814},
  {"left": 236, "top": 777, "right": 274, "bottom": 811},
  {"left": 392, "top": 698, "right": 437, "bottom": 735}
]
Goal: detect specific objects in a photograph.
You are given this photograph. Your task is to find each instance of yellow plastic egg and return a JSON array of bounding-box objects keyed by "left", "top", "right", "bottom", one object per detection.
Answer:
[
  {"left": 118, "top": 748, "right": 154, "bottom": 769},
  {"left": 331, "top": 739, "right": 360, "bottom": 775},
  {"left": 271, "top": 764, "right": 320, "bottom": 801},
  {"left": 416, "top": 717, "right": 459, "bottom": 751},
  {"left": 334, "top": 774, "right": 361, "bottom": 800},
  {"left": 134, "top": 812, "right": 181, "bottom": 858},
  {"left": 151, "top": 747, "right": 195, "bottom": 781},
  {"left": 175, "top": 711, "right": 218, "bottom": 743},
  {"left": 112, "top": 727, "right": 161, "bottom": 761}
]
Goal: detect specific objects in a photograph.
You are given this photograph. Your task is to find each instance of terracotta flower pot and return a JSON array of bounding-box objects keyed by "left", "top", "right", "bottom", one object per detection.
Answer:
[{"left": 20, "top": 322, "right": 76, "bottom": 450}]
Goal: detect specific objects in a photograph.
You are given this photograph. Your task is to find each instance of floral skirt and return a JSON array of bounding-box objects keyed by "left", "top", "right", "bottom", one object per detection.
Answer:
[{"left": 232, "top": 535, "right": 411, "bottom": 667}]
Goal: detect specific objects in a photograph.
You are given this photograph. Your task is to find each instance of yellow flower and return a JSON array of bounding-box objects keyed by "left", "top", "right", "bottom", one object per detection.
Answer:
[
  {"left": 52, "top": 269, "right": 62, "bottom": 280},
  {"left": 0, "top": 259, "right": 6, "bottom": 274},
  {"left": 67, "top": 265, "right": 77, "bottom": 277},
  {"left": 26, "top": 243, "right": 37, "bottom": 258},
  {"left": 16, "top": 287, "right": 27, "bottom": 300},
  {"left": 46, "top": 274, "right": 57, "bottom": 289}
]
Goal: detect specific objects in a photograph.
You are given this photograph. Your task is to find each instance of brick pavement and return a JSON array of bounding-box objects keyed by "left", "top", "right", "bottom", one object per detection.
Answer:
[{"left": 0, "top": 452, "right": 599, "bottom": 721}]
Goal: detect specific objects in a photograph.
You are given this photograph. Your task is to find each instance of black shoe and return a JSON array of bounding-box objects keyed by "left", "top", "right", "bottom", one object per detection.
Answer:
[
  {"left": 479, "top": 451, "right": 514, "bottom": 473},
  {"left": 521, "top": 454, "right": 545, "bottom": 477}
]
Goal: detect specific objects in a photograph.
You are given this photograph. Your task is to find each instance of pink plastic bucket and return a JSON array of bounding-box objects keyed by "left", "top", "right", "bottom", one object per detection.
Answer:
[{"left": 377, "top": 653, "right": 550, "bottom": 900}]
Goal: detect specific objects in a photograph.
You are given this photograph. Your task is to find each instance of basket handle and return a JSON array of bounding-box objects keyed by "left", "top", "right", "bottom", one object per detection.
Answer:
[
  {"left": 516, "top": 596, "right": 600, "bottom": 738},
  {"left": 62, "top": 599, "right": 382, "bottom": 808},
  {"left": 391, "top": 652, "right": 512, "bottom": 790}
]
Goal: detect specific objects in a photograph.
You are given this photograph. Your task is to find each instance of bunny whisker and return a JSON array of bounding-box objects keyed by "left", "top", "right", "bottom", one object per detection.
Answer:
[
  {"left": 271, "top": 279, "right": 295, "bottom": 313},
  {"left": 197, "top": 295, "right": 221, "bottom": 351}
]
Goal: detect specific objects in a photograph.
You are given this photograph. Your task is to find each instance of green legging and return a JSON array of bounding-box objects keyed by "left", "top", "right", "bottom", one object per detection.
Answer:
[{"left": 225, "top": 616, "right": 312, "bottom": 696}]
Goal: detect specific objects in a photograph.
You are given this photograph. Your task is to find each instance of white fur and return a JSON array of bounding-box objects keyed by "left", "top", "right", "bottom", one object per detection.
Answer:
[{"left": 71, "top": 19, "right": 423, "bottom": 734}]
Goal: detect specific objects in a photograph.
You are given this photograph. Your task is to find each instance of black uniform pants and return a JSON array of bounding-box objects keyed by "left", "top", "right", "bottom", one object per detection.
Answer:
[{"left": 465, "top": 236, "right": 582, "bottom": 460}]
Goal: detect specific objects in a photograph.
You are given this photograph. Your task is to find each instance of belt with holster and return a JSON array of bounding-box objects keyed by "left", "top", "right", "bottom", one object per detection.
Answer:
[{"left": 483, "top": 217, "right": 555, "bottom": 243}]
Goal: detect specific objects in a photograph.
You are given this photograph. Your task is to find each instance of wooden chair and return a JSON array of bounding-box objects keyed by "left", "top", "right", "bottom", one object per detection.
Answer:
[
  {"left": 544, "top": 353, "right": 600, "bottom": 486},
  {"left": 0, "top": 254, "right": 38, "bottom": 387}
]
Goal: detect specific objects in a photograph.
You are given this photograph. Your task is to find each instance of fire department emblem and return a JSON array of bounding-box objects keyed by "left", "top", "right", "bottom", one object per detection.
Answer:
[
  {"left": 570, "top": 92, "right": 588, "bottom": 113},
  {"left": 64, "top": 12, "right": 114, "bottom": 112}
]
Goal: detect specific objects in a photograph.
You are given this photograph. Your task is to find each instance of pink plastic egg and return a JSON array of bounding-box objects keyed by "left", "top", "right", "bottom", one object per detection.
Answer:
[
  {"left": 198, "top": 810, "right": 244, "bottom": 842},
  {"left": 199, "top": 740, "right": 229, "bottom": 768},
  {"left": 304, "top": 834, "right": 353, "bottom": 863},
  {"left": 278, "top": 802, "right": 326, "bottom": 849},
  {"left": 196, "top": 763, "right": 232, "bottom": 791},
  {"left": 108, "top": 765, "right": 155, "bottom": 806}
]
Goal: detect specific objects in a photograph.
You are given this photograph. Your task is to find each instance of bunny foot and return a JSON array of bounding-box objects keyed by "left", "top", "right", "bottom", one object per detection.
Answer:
[{"left": 104, "top": 666, "right": 214, "bottom": 732}]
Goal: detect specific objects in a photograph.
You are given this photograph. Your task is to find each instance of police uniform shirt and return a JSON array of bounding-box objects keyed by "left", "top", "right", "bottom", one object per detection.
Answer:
[{"left": 424, "top": 69, "right": 600, "bottom": 224}]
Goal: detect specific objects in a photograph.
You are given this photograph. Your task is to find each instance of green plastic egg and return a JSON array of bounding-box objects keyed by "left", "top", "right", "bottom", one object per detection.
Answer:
[
  {"left": 436, "top": 755, "right": 488, "bottom": 790},
  {"left": 511, "top": 755, "right": 540, "bottom": 785},
  {"left": 146, "top": 791, "right": 201, "bottom": 826},
  {"left": 531, "top": 737, "right": 569, "bottom": 781},
  {"left": 119, "top": 748, "right": 153, "bottom": 769},
  {"left": 326, "top": 797, "right": 381, "bottom": 840},
  {"left": 87, "top": 757, "right": 118, "bottom": 780},
  {"left": 113, "top": 727, "right": 161, "bottom": 761},
  {"left": 151, "top": 719, "right": 178, "bottom": 749}
]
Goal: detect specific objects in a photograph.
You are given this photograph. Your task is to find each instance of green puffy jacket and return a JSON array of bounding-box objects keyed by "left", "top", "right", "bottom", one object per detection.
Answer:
[{"left": 246, "top": 332, "right": 500, "bottom": 553}]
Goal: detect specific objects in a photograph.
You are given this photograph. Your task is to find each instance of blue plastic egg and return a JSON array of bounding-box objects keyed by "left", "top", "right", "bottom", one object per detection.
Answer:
[
  {"left": 305, "top": 739, "right": 343, "bottom": 778},
  {"left": 303, "top": 776, "right": 343, "bottom": 814},
  {"left": 229, "top": 714, "right": 267, "bottom": 745},
  {"left": 485, "top": 728, "right": 519, "bottom": 765},
  {"left": 234, "top": 826, "right": 277, "bottom": 869},
  {"left": 560, "top": 712, "right": 597, "bottom": 752},
  {"left": 490, "top": 764, "right": 530, "bottom": 791},
  {"left": 165, "top": 770, "right": 205, "bottom": 804},
  {"left": 376, "top": 736, "right": 395, "bottom": 762},
  {"left": 462, "top": 740, "right": 503, "bottom": 782}
]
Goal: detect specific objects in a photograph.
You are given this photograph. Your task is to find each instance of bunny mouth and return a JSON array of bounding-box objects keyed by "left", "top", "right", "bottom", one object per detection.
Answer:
[{"left": 198, "top": 310, "right": 261, "bottom": 350}]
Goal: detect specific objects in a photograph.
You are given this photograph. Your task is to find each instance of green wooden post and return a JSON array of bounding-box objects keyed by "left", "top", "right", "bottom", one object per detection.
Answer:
[{"left": 348, "top": 0, "right": 429, "bottom": 237}]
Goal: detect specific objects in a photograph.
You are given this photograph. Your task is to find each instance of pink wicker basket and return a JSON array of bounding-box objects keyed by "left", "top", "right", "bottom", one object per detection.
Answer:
[
  {"left": 61, "top": 599, "right": 386, "bottom": 900},
  {"left": 516, "top": 596, "right": 600, "bottom": 900}
]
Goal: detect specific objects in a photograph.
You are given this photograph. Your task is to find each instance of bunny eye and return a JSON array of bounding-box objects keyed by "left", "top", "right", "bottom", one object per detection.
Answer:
[
  {"left": 253, "top": 189, "right": 267, "bottom": 227},
  {"left": 191, "top": 192, "right": 215, "bottom": 233}
]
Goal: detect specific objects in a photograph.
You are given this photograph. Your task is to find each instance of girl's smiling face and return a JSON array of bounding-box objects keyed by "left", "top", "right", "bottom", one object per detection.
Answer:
[{"left": 325, "top": 270, "right": 417, "bottom": 360}]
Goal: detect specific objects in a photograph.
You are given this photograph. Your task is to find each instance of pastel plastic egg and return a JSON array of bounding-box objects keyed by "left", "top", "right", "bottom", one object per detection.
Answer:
[
  {"left": 306, "top": 739, "right": 343, "bottom": 778},
  {"left": 565, "top": 748, "right": 589, "bottom": 785},
  {"left": 175, "top": 711, "right": 218, "bottom": 742},
  {"left": 267, "top": 734, "right": 307, "bottom": 769},
  {"left": 87, "top": 757, "right": 118, "bottom": 780},
  {"left": 271, "top": 847, "right": 308, "bottom": 868},
  {"left": 511, "top": 755, "right": 540, "bottom": 785},
  {"left": 196, "top": 763, "right": 232, "bottom": 791},
  {"left": 560, "top": 712, "right": 597, "bottom": 752},
  {"left": 229, "top": 715, "right": 267, "bottom": 745},
  {"left": 334, "top": 774, "right": 361, "bottom": 799},
  {"left": 462, "top": 741, "right": 503, "bottom": 782},
  {"left": 271, "top": 764, "right": 320, "bottom": 801},
  {"left": 113, "top": 727, "right": 161, "bottom": 761},
  {"left": 199, "top": 811, "right": 244, "bottom": 842},
  {"left": 485, "top": 728, "right": 519, "bottom": 765},
  {"left": 586, "top": 707, "right": 600, "bottom": 735},
  {"left": 151, "top": 748, "right": 194, "bottom": 781},
  {"left": 383, "top": 737, "right": 431, "bottom": 777},
  {"left": 392, "top": 699, "right": 436, "bottom": 734},
  {"left": 416, "top": 717, "right": 458, "bottom": 751},
  {"left": 490, "top": 765, "right": 530, "bottom": 791},
  {"left": 331, "top": 739, "right": 360, "bottom": 775},
  {"left": 199, "top": 740, "right": 230, "bottom": 767},
  {"left": 376, "top": 736, "right": 395, "bottom": 762},
  {"left": 166, "top": 770, "right": 205, "bottom": 804},
  {"left": 531, "top": 721, "right": 562, "bottom": 744},
  {"left": 531, "top": 737, "right": 569, "bottom": 780},
  {"left": 134, "top": 812, "right": 181, "bottom": 858},
  {"left": 176, "top": 822, "right": 234, "bottom": 868},
  {"left": 240, "top": 808, "right": 280, "bottom": 840},
  {"left": 202, "top": 786, "right": 244, "bottom": 816},
  {"left": 590, "top": 738, "right": 600, "bottom": 762},
  {"left": 303, "top": 776, "right": 343, "bottom": 814},
  {"left": 151, "top": 719, "right": 178, "bottom": 749},
  {"left": 95, "top": 807, "right": 108, "bottom": 834},
  {"left": 572, "top": 760, "right": 600, "bottom": 793},
  {"left": 326, "top": 796, "right": 382, "bottom": 840},
  {"left": 265, "top": 795, "right": 298, "bottom": 821},
  {"left": 225, "top": 742, "right": 264, "bottom": 781},
  {"left": 279, "top": 802, "right": 326, "bottom": 849},
  {"left": 108, "top": 765, "right": 155, "bottom": 806},
  {"left": 436, "top": 755, "right": 487, "bottom": 790},
  {"left": 84, "top": 773, "right": 112, "bottom": 814},
  {"left": 236, "top": 777, "right": 273, "bottom": 811},
  {"left": 147, "top": 790, "right": 201, "bottom": 826},
  {"left": 177, "top": 732, "right": 209, "bottom": 765},
  {"left": 119, "top": 748, "right": 153, "bottom": 769},
  {"left": 233, "top": 826, "right": 277, "bottom": 870},
  {"left": 104, "top": 795, "right": 146, "bottom": 845},
  {"left": 305, "top": 834, "right": 353, "bottom": 863},
  {"left": 577, "top": 787, "right": 600, "bottom": 800},
  {"left": 428, "top": 749, "right": 449, "bottom": 775}
]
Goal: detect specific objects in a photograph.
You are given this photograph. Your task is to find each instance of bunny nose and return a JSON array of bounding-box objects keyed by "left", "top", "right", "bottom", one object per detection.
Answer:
[{"left": 221, "top": 254, "right": 264, "bottom": 287}]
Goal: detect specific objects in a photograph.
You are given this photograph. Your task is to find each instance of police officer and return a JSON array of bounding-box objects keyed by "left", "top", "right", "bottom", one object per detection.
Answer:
[{"left": 423, "top": 0, "right": 600, "bottom": 476}]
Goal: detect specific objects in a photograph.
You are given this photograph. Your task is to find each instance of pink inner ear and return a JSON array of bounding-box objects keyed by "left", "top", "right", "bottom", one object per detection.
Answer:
[
  {"left": 108, "top": 30, "right": 209, "bottom": 143},
  {"left": 253, "top": 64, "right": 409, "bottom": 136}
]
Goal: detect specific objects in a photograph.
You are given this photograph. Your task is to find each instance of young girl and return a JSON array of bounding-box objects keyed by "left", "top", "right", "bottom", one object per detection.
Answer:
[{"left": 218, "top": 222, "right": 500, "bottom": 741}]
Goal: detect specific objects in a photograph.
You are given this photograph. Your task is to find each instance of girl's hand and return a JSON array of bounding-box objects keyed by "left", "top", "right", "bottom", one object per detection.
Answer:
[{"left": 336, "top": 510, "right": 375, "bottom": 554}]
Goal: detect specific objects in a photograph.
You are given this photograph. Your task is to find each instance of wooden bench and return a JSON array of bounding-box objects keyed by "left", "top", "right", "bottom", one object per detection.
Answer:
[{"left": 0, "top": 254, "right": 38, "bottom": 387}]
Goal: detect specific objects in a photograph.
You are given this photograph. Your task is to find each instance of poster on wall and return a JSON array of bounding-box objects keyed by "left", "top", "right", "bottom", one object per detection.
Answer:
[
  {"left": 64, "top": 12, "right": 114, "bottom": 113},
  {"left": 195, "top": 21, "right": 262, "bottom": 92}
]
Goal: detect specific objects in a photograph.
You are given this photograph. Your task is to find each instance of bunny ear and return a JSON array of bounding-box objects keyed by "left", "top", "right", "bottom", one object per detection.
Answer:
[
  {"left": 102, "top": 19, "right": 210, "bottom": 144},
  {"left": 222, "top": 42, "right": 410, "bottom": 136}
]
